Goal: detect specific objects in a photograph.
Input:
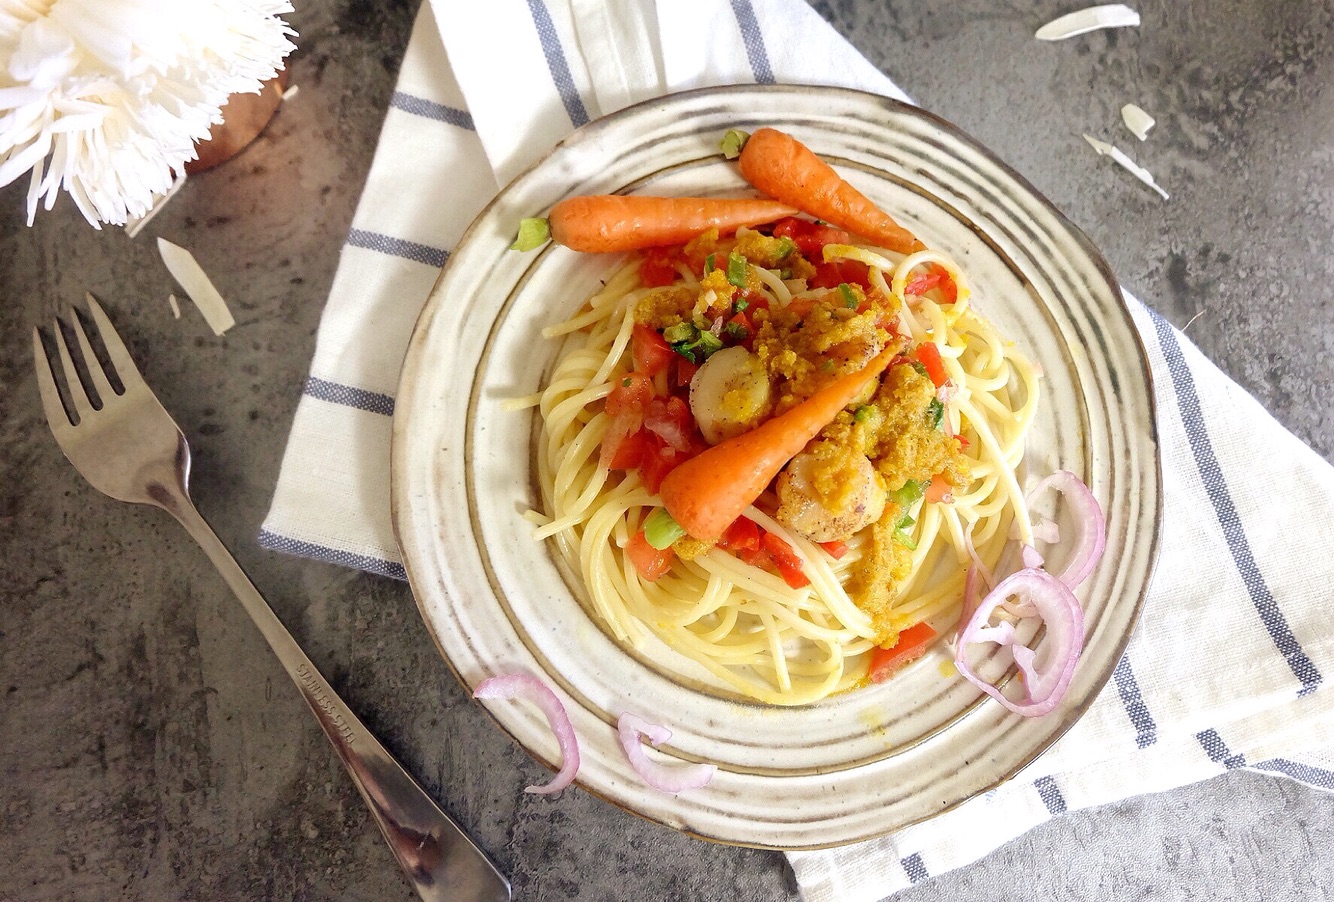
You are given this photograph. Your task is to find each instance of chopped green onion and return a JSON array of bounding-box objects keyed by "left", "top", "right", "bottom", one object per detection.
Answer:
[
  {"left": 644, "top": 508, "right": 686, "bottom": 550},
  {"left": 853, "top": 405, "right": 873, "bottom": 424},
  {"left": 895, "top": 512, "right": 915, "bottom": 531},
  {"left": 910, "top": 360, "right": 929, "bottom": 380},
  {"left": 838, "top": 283, "right": 857, "bottom": 308},
  {"left": 889, "top": 479, "right": 925, "bottom": 507},
  {"left": 775, "top": 237, "right": 797, "bottom": 260},
  {"left": 704, "top": 252, "right": 716, "bottom": 275},
  {"left": 686, "top": 331, "right": 724, "bottom": 359},
  {"left": 927, "top": 397, "right": 945, "bottom": 429},
  {"left": 726, "top": 252, "right": 749, "bottom": 288},
  {"left": 893, "top": 528, "right": 919, "bottom": 551},
  {"left": 733, "top": 298, "right": 749, "bottom": 312},
  {"left": 720, "top": 128, "right": 750, "bottom": 160},
  {"left": 510, "top": 217, "right": 550, "bottom": 251},
  {"left": 663, "top": 322, "right": 697, "bottom": 344}
]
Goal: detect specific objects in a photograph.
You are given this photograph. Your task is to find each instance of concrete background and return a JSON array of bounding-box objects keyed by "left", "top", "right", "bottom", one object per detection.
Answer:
[{"left": 2, "top": 1, "right": 1332, "bottom": 899}]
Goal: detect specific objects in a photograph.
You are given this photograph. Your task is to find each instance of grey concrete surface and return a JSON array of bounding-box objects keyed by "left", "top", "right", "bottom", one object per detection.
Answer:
[{"left": 1, "top": 1, "right": 1331, "bottom": 900}]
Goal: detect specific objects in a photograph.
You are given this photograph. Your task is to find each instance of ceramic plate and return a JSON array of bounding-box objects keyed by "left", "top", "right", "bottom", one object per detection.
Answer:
[{"left": 391, "top": 85, "right": 1161, "bottom": 850}]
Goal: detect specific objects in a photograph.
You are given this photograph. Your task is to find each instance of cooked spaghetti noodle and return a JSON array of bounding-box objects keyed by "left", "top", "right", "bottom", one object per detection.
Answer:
[{"left": 527, "top": 230, "right": 1040, "bottom": 705}]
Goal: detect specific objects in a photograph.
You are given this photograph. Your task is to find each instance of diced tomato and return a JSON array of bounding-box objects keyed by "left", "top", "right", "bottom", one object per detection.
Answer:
[
  {"left": 725, "top": 311, "right": 752, "bottom": 343},
  {"left": 638, "top": 443, "right": 673, "bottom": 494},
  {"left": 809, "top": 259, "right": 871, "bottom": 291},
  {"left": 638, "top": 247, "right": 681, "bottom": 287},
  {"left": 644, "top": 396, "right": 696, "bottom": 453},
  {"left": 818, "top": 540, "right": 848, "bottom": 559},
  {"left": 632, "top": 325, "right": 675, "bottom": 376},
  {"left": 772, "top": 217, "right": 852, "bottom": 258},
  {"left": 673, "top": 358, "right": 700, "bottom": 389},
  {"left": 636, "top": 427, "right": 704, "bottom": 494},
  {"left": 606, "top": 372, "right": 653, "bottom": 417},
  {"left": 608, "top": 428, "right": 651, "bottom": 469},
  {"left": 601, "top": 372, "right": 653, "bottom": 468},
  {"left": 761, "top": 532, "right": 810, "bottom": 589},
  {"left": 739, "top": 292, "right": 769, "bottom": 314},
  {"left": 924, "top": 477, "right": 953, "bottom": 504},
  {"left": 736, "top": 545, "right": 773, "bottom": 570},
  {"left": 914, "top": 341, "right": 949, "bottom": 388},
  {"left": 904, "top": 264, "right": 957, "bottom": 303},
  {"left": 868, "top": 623, "right": 937, "bottom": 683},
  {"left": 627, "top": 529, "right": 675, "bottom": 581},
  {"left": 719, "top": 516, "right": 762, "bottom": 553}
]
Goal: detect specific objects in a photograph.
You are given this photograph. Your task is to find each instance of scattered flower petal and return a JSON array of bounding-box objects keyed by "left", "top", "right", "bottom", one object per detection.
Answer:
[
  {"left": 1120, "top": 103, "right": 1156, "bottom": 140},
  {"left": 1083, "top": 134, "right": 1169, "bottom": 200},
  {"left": 1036, "top": 4, "right": 1141, "bottom": 41}
]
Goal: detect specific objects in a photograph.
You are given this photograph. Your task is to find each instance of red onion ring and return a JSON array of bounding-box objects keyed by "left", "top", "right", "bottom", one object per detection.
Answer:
[
  {"left": 954, "top": 525, "right": 994, "bottom": 645},
  {"left": 1025, "top": 470, "right": 1106, "bottom": 588},
  {"left": 954, "top": 568, "right": 1085, "bottom": 717},
  {"left": 1021, "top": 543, "right": 1044, "bottom": 570},
  {"left": 617, "top": 713, "right": 717, "bottom": 794},
  {"left": 474, "top": 674, "right": 580, "bottom": 795},
  {"left": 1031, "top": 517, "right": 1061, "bottom": 545}
]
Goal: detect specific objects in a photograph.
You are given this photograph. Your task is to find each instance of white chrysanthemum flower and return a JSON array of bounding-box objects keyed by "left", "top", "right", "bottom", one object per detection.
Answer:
[{"left": 0, "top": 0, "right": 295, "bottom": 228}]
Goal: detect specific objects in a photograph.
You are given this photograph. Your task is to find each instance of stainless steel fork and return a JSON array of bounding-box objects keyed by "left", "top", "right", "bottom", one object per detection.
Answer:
[{"left": 33, "top": 296, "right": 510, "bottom": 902}]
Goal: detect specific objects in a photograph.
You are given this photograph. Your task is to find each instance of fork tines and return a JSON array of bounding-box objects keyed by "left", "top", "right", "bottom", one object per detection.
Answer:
[{"left": 33, "top": 295, "right": 136, "bottom": 430}]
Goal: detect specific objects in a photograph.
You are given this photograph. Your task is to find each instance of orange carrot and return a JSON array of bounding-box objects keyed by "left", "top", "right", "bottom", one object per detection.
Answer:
[
  {"left": 737, "top": 127, "right": 924, "bottom": 255},
  {"left": 548, "top": 195, "right": 799, "bottom": 253},
  {"left": 659, "top": 347, "right": 896, "bottom": 543}
]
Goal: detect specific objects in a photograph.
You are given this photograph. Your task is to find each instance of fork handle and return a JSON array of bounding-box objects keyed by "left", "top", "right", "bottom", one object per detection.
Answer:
[{"left": 159, "top": 491, "right": 511, "bottom": 902}]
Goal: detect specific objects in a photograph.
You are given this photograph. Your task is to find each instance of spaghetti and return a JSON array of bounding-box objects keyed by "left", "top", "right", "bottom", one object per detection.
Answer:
[{"left": 525, "top": 226, "right": 1041, "bottom": 706}]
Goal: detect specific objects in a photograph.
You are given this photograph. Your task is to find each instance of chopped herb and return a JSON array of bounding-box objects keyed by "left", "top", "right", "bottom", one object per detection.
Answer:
[
  {"left": 853, "top": 405, "right": 873, "bottom": 424},
  {"left": 673, "top": 345, "right": 697, "bottom": 363},
  {"left": 686, "top": 330, "right": 724, "bottom": 359},
  {"left": 775, "top": 237, "right": 797, "bottom": 260},
  {"left": 838, "top": 283, "right": 858, "bottom": 308},
  {"left": 663, "top": 322, "right": 697, "bottom": 344},
  {"left": 644, "top": 508, "right": 687, "bottom": 550},
  {"left": 725, "top": 321, "right": 749, "bottom": 340},
  {"left": 510, "top": 217, "right": 550, "bottom": 251},
  {"left": 733, "top": 298, "right": 749, "bottom": 312},
  {"left": 720, "top": 128, "right": 750, "bottom": 160},
  {"left": 704, "top": 252, "right": 716, "bottom": 275},
  {"left": 889, "top": 479, "right": 925, "bottom": 507},
  {"left": 926, "top": 397, "right": 945, "bottom": 429},
  {"left": 726, "top": 252, "right": 749, "bottom": 288},
  {"left": 910, "top": 360, "right": 929, "bottom": 379},
  {"left": 621, "top": 377, "right": 632, "bottom": 387},
  {"left": 778, "top": 268, "right": 792, "bottom": 279}
]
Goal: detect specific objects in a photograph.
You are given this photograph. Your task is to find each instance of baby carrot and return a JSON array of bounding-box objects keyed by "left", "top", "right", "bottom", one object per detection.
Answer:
[
  {"left": 737, "top": 127, "right": 924, "bottom": 255},
  {"left": 659, "top": 346, "right": 896, "bottom": 543},
  {"left": 547, "top": 195, "right": 798, "bottom": 253}
]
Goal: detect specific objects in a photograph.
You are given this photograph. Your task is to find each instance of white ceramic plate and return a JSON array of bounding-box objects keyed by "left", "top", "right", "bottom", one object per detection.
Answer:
[{"left": 391, "top": 85, "right": 1161, "bottom": 850}]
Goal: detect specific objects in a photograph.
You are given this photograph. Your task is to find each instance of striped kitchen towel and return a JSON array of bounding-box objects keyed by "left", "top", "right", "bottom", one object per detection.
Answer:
[{"left": 260, "top": 1, "right": 1334, "bottom": 899}]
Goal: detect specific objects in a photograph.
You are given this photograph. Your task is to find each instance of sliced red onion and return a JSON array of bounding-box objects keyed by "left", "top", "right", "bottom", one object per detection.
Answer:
[
  {"left": 617, "top": 713, "right": 717, "bottom": 794},
  {"left": 1025, "top": 470, "right": 1106, "bottom": 588},
  {"left": 954, "top": 525, "right": 994, "bottom": 645},
  {"left": 954, "top": 568, "right": 1084, "bottom": 717},
  {"left": 1031, "top": 517, "right": 1061, "bottom": 545},
  {"left": 474, "top": 674, "right": 580, "bottom": 795},
  {"left": 1021, "top": 543, "right": 1044, "bottom": 570}
]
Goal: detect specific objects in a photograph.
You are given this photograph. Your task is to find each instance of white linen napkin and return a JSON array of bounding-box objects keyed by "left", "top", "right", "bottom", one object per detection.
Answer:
[{"left": 260, "top": 1, "right": 1334, "bottom": 898}]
